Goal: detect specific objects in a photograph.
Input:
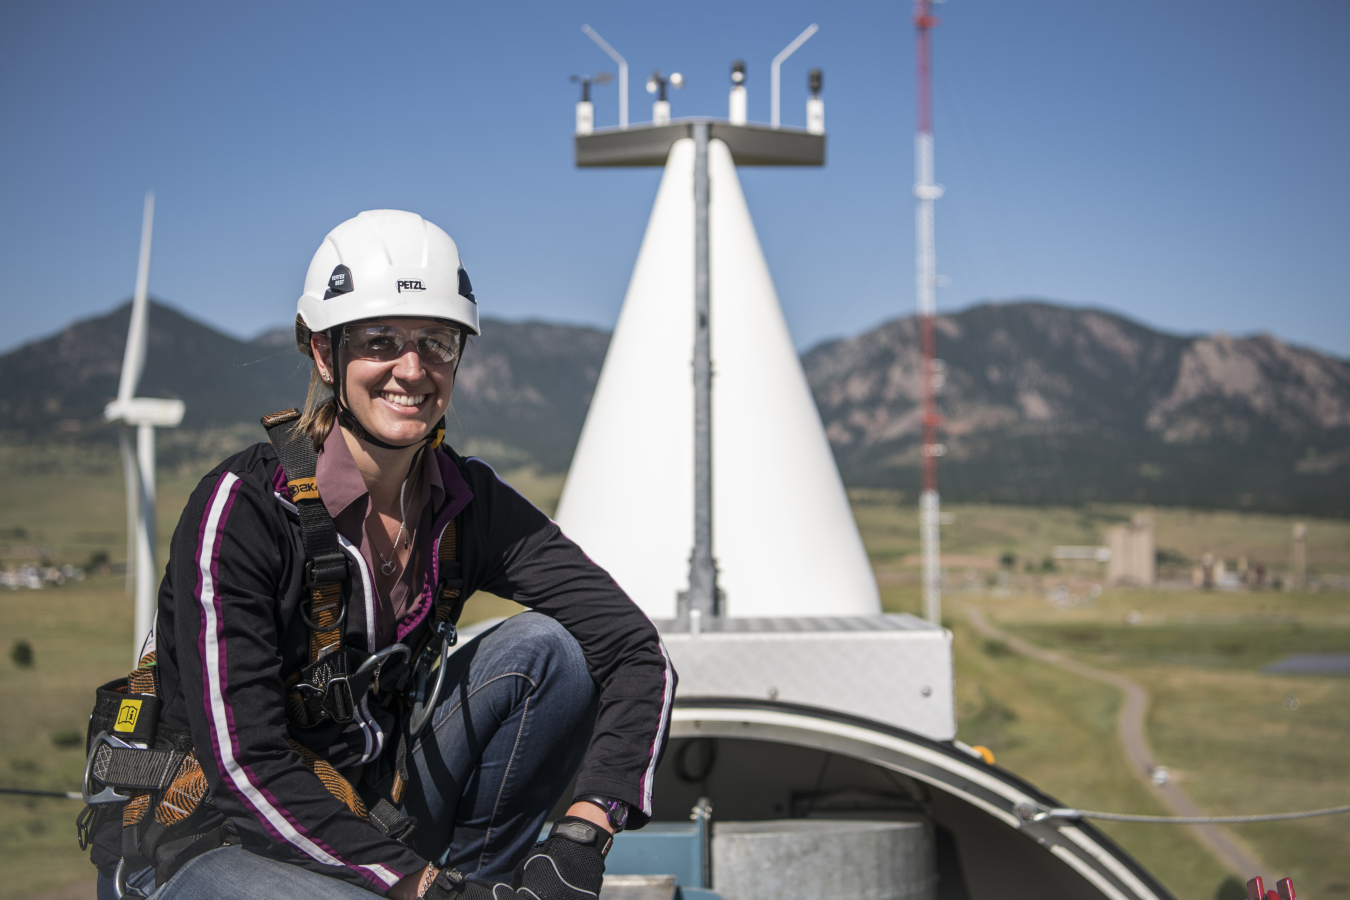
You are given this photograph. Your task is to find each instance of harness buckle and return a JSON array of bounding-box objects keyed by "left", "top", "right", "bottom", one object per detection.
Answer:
[
  {"left": 82, "top": 731, "right": 133, "bottom": 806},
  {"left": 441, "top": 618, "right": 458, "bottom": 648},
  {"left": 321, "top": 676, "right": 355, "bottom": 723},
  {"left": 304, "top": 551, "right": 349, "bottom": 588}
]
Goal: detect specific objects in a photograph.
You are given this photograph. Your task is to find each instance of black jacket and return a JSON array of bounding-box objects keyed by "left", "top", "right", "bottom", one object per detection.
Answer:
[{"left": 94, "top": 441, "right": 675, "bottom": 892}]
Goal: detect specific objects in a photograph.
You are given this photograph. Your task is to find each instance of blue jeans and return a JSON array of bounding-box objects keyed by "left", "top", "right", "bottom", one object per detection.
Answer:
[{"left": 100, "top": 613, "right": 597, "bottom": 899}]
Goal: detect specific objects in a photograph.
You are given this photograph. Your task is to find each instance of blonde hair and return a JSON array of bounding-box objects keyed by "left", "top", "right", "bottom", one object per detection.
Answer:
[{"left": 294, "top": 315, "right": 336, "bottom": 449}]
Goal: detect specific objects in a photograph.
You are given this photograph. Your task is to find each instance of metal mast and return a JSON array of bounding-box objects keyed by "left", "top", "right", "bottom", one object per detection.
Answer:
[
  {"left": 688, "top": 123, "right": 718, "bottom": 617},
  {"left": 915, "top": 0, "right": 944, "bottom": 624}
]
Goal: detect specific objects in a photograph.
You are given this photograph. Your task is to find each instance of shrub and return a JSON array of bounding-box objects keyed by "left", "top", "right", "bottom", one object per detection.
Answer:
[
  {"left": 11, "top": 639, "right": 33, "bottom": 668},
  {"left": 51, "top": 728, "right": 83, "bottom": 749},
  {"left": 983, "top": 639, "right": 1012, "bottom": 658}
]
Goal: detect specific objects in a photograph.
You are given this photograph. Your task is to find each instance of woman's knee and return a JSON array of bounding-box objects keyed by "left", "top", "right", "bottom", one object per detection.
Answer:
[{"left": 481, "top": 613, "right": 590, "bottom": 685}]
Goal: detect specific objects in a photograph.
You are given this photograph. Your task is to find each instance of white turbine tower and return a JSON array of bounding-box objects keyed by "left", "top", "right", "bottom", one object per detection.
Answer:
[{"left": 104, "top": 192, "right": 185, "bottom": 661}]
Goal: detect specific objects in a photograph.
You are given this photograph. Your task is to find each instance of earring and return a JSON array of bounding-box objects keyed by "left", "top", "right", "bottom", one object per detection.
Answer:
[{"left": 322, "top": 374, "right": 331, "bottom": 383}]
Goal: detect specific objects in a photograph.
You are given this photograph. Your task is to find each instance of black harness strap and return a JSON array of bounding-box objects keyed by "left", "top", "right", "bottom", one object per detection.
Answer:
[
  {"left": 262, "top": 409, "right": 357, "bottom": 725},
  {"left": 368, "top": 797, "right": 417, "bottom": 843},
  {"left": 92, "top": 747, "right": 185, "bottom": 793},
  {"left": 263, "top": 410, "right": 348, "bottom": 653}
]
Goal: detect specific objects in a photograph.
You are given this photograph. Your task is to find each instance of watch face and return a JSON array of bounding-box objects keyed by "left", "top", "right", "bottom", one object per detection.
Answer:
[{"left": 579, "top": 794, "right": 629, "bottom": 831}]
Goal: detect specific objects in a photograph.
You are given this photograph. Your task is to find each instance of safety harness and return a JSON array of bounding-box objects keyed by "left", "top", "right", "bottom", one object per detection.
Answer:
[{"left": 81, "top": 409, "right": 468, "bottom": 896}]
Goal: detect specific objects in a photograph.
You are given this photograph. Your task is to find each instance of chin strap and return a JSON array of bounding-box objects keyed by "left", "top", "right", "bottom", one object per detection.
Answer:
[
  {"left": 329, "top": 328, "right": 447, "bottom": 452},
  {"left": 335, "top": 405, "right": 445, "bottom": 451}
]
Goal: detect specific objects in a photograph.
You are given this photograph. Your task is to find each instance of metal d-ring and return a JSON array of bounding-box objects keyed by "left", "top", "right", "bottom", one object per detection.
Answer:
[
  {"left": 408, "top": 637, "right": 451, "bottom": 737},
  {"left": 300, "top": 597, "right": 347, "bottom": 632},
  {"left": 82, "top": 731, "right": 134, "bottom": 806}
]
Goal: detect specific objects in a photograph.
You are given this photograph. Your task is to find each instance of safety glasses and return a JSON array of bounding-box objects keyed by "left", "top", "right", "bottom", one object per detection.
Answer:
[{"left": 341, "top": 323, "right": 463, "bottom": 366}]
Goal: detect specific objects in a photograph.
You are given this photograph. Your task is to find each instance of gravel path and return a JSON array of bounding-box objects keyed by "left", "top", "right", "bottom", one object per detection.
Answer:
[{"left": 964, "top": 605, "right": 1268, "bottom": 881}]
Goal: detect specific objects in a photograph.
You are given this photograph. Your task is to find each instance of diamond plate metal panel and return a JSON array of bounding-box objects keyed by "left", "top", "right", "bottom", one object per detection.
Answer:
[{"left": 658, "top": 615, "right": 955, "bottom": 740}]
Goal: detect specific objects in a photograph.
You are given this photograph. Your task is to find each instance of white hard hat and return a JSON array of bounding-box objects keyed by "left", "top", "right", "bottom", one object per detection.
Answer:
[{"left": 296, "top": 210, "right": 480, "bottom": 342}]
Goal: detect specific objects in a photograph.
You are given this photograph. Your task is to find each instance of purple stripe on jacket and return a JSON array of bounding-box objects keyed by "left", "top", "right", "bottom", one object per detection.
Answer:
[{"left": 195, "top": 473, "right": 400, "bottom": 891}]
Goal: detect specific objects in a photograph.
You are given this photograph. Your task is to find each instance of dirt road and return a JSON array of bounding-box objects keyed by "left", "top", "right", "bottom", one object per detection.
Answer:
[{"left": 964, "top": 605, "right": 1268, "bottom": 881}]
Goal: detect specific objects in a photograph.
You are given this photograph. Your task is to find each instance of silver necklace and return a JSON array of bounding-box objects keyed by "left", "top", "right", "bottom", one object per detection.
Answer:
[{"left": 373, "top": 467, "right": 414, "bottom": 577}]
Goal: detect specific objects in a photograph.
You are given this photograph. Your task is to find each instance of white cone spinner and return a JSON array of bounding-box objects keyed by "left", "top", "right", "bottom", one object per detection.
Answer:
[{"left": 556, "top": 138, "right": 879, "bottom": 619}]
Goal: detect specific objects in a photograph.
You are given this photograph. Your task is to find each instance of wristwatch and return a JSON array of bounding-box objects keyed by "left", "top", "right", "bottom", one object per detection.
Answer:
[{"left": 574, "top": 793, "right": 630, "bottom": 833}]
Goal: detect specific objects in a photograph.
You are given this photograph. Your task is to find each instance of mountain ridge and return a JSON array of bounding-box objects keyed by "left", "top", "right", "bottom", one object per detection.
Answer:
[
  {"left": 801, "top": 300, "right": 1349, "bottom": 515},
  {"left": 2, "top": 298, "right": 1345, "bottom": 515}
]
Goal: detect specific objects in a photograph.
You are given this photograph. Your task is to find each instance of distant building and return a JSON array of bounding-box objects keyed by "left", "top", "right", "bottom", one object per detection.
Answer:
[{"left": 1106, "top": 514, "right": 1156, "bottom": 587}]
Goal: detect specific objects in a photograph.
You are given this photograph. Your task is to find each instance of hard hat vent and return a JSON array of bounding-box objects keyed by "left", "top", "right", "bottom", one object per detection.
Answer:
[
  {"left": 458, "top": 267, "right": 476, "bottom": 304},
  {"left": 324, "top": 265, "right": 354, "bottom": 300}
]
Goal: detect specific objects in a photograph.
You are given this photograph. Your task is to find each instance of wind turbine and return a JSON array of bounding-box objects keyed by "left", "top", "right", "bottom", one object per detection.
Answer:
[{"left": 103, "top": 192, "right": 185, "bottom": 661}]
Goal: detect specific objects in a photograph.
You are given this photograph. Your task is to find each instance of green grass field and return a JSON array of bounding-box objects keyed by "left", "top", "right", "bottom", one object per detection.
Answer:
[
  {"left": 2, "top": 442, "right": 1348, "bottom": 900},
  {"left": 974, "top": 590, "right": 1350, "bottom": 900}
]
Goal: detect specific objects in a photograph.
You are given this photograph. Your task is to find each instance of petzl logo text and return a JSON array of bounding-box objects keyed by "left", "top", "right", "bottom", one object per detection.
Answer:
[{"left": 397, "top": 280, "right": 425, "bottom": 293}]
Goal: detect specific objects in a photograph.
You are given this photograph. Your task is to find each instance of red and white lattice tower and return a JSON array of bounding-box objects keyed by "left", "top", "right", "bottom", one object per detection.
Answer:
[{"left": 915, "top": 0, "right": 945, "bottom": 624}]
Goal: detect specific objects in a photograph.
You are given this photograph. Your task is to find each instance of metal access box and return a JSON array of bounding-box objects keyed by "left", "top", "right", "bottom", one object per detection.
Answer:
[{"left": 655, "top": 615, "right": 955, "bottom": 741}]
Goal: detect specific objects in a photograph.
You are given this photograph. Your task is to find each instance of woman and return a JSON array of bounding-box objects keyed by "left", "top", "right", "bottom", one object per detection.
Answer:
[{"left": 89, "top": 210, "right": 674, "bottom": 900}]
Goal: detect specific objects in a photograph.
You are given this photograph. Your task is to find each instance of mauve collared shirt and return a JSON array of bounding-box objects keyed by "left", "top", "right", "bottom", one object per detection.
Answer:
[{"left": 315, "top": 425, "right": 445, "bottom": 648}]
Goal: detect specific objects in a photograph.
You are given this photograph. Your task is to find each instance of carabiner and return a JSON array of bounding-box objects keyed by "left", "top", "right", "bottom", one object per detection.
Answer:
[
  {"left": 408, "top": 632, "right": 452, "bottom": 737},
  {"left": 113, "top": 858, "right": 150, "bottom": 899},
  {"left": 356, "top": 642, "right": 412, "bottom": 695}
]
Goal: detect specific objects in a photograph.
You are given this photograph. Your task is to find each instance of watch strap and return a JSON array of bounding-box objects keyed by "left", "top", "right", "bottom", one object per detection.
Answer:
[{"left": 549, "top": 815, "right": 614, "bottom": 857}]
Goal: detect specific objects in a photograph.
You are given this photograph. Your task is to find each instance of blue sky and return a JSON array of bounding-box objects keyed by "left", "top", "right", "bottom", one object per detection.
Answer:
[{"left": 2, "top": 0, "right": 1347, "bottom": 356}]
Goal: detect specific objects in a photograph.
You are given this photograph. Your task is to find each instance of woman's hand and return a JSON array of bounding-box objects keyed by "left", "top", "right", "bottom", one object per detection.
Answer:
[{"left": 419, "top": 816, "right": 608, "bottom": 900}]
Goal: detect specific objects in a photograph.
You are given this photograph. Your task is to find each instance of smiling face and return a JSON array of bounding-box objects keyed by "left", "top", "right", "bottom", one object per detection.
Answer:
[{"left": 311, "top": 317, "right": 456, "bottom": 447}]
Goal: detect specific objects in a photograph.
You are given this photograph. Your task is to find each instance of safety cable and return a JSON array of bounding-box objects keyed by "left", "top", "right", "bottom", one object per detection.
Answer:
[
  {"left": 0, "top": 786, "right": 82, "bottom": 799},
  {"left": 9, "top": 782, "right": 1346, "bottom": 825},
  {"left": 1017, "top": 800, "right": 1350, "bottom": 825}
]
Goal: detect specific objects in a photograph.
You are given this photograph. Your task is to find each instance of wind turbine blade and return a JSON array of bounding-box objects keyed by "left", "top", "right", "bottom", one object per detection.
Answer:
[
  {"left": 118, "top": 427, "right": 138, "bottom": 596},
  {"left": 118, "top": 191, "right": 155, "bottom": 403}
]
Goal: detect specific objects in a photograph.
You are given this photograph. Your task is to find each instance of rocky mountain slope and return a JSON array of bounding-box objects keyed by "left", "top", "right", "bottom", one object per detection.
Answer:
[
  {"left": 803, "top": 302, "right": 1350, "bottom": 515},
  {"left": 2, "top": 299, "right": 1345, "bottom": 514}
]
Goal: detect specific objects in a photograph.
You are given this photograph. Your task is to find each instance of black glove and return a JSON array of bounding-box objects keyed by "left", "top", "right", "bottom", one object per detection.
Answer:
[
  {"left": 422, "top": 868, "right": 486, "bottom": 900},
  {"left": 425, "top": 817, "right": 609, "bottom": 900}
]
